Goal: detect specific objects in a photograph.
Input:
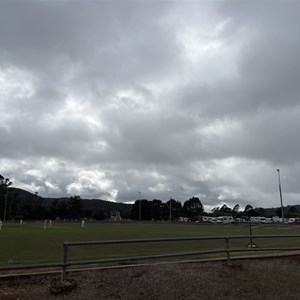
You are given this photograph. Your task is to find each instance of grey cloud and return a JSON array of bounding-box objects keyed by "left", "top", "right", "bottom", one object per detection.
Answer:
[{"left": 1, "top": 1, "right": 300, "bottom": 210}]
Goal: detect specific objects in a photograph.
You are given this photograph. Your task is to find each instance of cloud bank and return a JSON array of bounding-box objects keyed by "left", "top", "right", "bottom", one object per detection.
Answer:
[{"left": 1, "top": 1, "right": 300, "bottom": 210}]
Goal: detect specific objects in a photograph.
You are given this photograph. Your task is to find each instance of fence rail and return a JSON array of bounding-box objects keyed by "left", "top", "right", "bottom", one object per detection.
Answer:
[{"left": 1, "top": 234, "right": 300, "bottom": 282}]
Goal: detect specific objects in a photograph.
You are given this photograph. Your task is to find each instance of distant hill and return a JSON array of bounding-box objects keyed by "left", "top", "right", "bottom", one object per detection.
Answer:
[
  {"left": 41, "top": 196, "right": 132, "bottom": 216},
  {"left": 255, "top": 205, "right": 300, "bottom": 217},
  {"left": 5, "top": 187, "right": 299, "bottom": 220},
  {"left": 6, "top": 187, "right": 132, "bottom": 219}
]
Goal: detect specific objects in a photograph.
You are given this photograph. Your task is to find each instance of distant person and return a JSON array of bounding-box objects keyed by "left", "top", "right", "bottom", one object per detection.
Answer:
[
  {"left": 20, "top": 219, "right": 23, "bottom": 225},
  {"left": 0, "top": 220, "right": 2, "bottom": 230},
  {"left": 49, "top": 220, "right": 52, "bottom": 228},
  {"left": 81, "top": 219, "right": 85, "bottom": 228}
]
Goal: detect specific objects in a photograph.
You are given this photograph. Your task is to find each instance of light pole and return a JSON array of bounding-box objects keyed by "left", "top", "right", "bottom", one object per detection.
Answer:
[
  {"left": 277, "top": 169, "right": 285, "bottom": 223},
  {"left": 139, "top": 192, "right": 141, "bottom": 221}
]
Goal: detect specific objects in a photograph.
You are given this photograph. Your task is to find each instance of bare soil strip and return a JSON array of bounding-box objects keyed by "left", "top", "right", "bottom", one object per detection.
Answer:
[{"left": 0, "top": 256, "right": 300, "bottom": 300}]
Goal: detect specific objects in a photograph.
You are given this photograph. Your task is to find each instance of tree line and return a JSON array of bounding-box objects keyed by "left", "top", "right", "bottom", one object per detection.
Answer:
[{"left": 131, "top": 197, "right": 203, "bottom": 221}]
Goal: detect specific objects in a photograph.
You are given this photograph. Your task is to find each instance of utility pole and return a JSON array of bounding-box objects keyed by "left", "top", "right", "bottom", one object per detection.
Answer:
[{"left": 277, "top": 169, "right": 285, "bottom": 223}]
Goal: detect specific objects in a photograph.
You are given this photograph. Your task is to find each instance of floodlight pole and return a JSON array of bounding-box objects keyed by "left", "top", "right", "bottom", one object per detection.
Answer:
[{"left": 277, "top": 169, "right": 285, "bottom": 223}]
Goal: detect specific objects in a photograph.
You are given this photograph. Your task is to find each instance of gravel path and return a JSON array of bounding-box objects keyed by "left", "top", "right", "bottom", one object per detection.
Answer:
[{"left": 1, "top": 256, "right": 300, "bottom": 299}]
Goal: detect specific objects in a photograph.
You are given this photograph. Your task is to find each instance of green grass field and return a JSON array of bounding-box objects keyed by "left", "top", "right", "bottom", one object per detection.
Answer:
[{"left": 0, "top": 221, "right": 300, "bottom": 271}]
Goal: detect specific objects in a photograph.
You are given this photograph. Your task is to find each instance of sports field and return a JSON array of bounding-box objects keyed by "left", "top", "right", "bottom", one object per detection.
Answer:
[{"left": 0, "top": 221, "right": 300, "bottom": 270}]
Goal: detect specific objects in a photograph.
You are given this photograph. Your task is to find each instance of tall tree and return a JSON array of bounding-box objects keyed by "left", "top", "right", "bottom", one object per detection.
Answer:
[
  {"left": 140, "top": 199, "right": 151, "bottom": 220},
  {"left": 183, "top": 197, "right": 204, "bottom": 221},
  {"left": 232, "top": 204, "right": 240, "bottom": 218},
  {"left": 233, "top": 204, "right": 240, "bottom": 213},
  {"left": 131, "top": 200, "right": 140, "bottom": 220},
  {"left": 130, "top": 199, "right": 151, "bottom": 220},
  {"left": 170, "top": 199, "right": 183, "bottom": 220},
  {"left": 244, "top": 204, "right": 257, "bottom": 217},
  {"left": 68, "top": 195, "right": 83, "bottom": 219},
  {"left": 244, "top": 204, "right": 253, "bottom": 213},
  {"left": 163, "top": 198, "right": 182, "bottom": 221},
  {"left": 0, "top": 175, "right": 12, "bottom": 221},
  {"left": 0, "top": 175, "right": 12, "bottom": 191},
  {"left": 211, "top": 207, "right": 220, "bottom": 216},
  {"left": 219, "top": 204, "right": 232, "bottom": 215},
  {"left": 151, "top": 199, "right": 163, "bottom": 220}
]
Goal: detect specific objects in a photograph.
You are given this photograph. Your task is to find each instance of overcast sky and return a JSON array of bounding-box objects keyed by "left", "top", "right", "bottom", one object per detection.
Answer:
[{"left": 1, "top": 1, "right": 300, "bottom": 210}]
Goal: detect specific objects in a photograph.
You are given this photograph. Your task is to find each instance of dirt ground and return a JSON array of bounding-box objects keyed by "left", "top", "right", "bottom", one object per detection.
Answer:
[{"left": 1, "top": 256, "right": 300, "bottom": 300}]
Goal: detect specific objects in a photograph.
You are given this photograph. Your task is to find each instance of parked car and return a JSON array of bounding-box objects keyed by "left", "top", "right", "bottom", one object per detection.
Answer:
[
  {"left": 288, "top": 218, "right": 300, "bottom": 224},
  {"left": 209, "top": 217, "right": 218, "bottom": 223},
  {"left": 217, "top": 216, "right": 234, "bottom": 224}
]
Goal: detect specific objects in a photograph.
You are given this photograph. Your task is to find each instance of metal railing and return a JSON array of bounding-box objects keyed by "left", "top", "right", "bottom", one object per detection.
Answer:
[{"left": 1, "top": 234, "right": 300, "bottom": 282}]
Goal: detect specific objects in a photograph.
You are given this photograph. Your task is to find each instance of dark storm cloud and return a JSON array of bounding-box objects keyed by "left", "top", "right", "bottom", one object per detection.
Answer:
[{"left": 1, "top": 1, "right": 300, "bottom": 210}]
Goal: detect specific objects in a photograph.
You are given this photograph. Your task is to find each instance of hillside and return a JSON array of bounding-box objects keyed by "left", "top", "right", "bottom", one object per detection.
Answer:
[
  {"left": 255, "top": 205, "right": 300, "bottom": 217},
  {"left": 3, "top": 187, "right": 132, "bottom": 220}
]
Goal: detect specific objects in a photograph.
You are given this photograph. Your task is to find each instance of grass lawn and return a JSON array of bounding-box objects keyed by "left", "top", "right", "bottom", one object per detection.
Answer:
[{"left": 0, "top": 221, "right": 300, "bottom": 270}]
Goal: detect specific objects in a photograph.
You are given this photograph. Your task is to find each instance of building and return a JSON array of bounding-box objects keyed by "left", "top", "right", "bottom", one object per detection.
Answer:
[{"left": 109, "top": 211, "right": 121, "bottom": 222}]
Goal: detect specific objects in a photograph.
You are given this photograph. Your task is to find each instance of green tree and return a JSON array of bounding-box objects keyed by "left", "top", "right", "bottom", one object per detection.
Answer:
[
  {"left": 256, "top": 207, "right": 266, "bottom": 217},
  {"left": 49, "top": 199, "right": 60, "bottom": 219},
  {"left": 7, "top": 190, "right": 19, "bottom": 219},
  {"left": 244, "top": 204, "right": 253, "bottom": 213},
  {"left": 0, "top": 175, "right": 12, "bottom": 221},
  {"left": 288, "top": 206, "right": 297, "bottom": 213},
  {"left": 130, "top": 199, "right": 151, "bottom": 220},
  {"left": 68, "top": 195, "right": 83, "bottom": 219},
  {"left": 171, "top": 199, "right": 183, "bottom": 220},
  {"left": 276, "top": 207, "right": 283, "bottom": 218},
  {"left": 162, "top": 198, "right": 182, "bottom": 221},
  {"left": 151, "top": 199, "right": 163, "bottom": 220},
  {"left": 219, "top": 204, "right": 232, "bottom": 215},
  {"left": 57, "top": 201, "right": 68, "bottom": 219},
  {"left": 0, "top": 175, "right": 12, "bottom": 192},
  {"left": 93, "top": 209, "right": 106, "bottom": 220},
  {"left": 17, "top": 192, "right": 46, "bottom": 220},
  {"left": 244, "top": 204, "right": 258, "bottom": 217},
  {"left": 140, "top": 199, "right": 151, "bottom": 220},
  {"left": 211, "top": 207, "right": 220, "bottom": 216},
  {"left": 285, "top": 206, "right": 299, "bottom": 218},
  {"left": 183, "top": 197, "right": 204, "bottom": 221},
  {"left": 131, "top": 200, "right": 140, "bottom": 220},
  {"left": 232, "top": 204, "right": 240, "bottom": 218}
]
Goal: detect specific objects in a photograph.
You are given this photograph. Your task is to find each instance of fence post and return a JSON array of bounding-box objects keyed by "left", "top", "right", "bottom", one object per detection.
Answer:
[
  {"left": 61, "top": 242, "right": 68, "bottom": 283},
  {"left": 225, "top": 237, "right": 231, "bottom": 264}
]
